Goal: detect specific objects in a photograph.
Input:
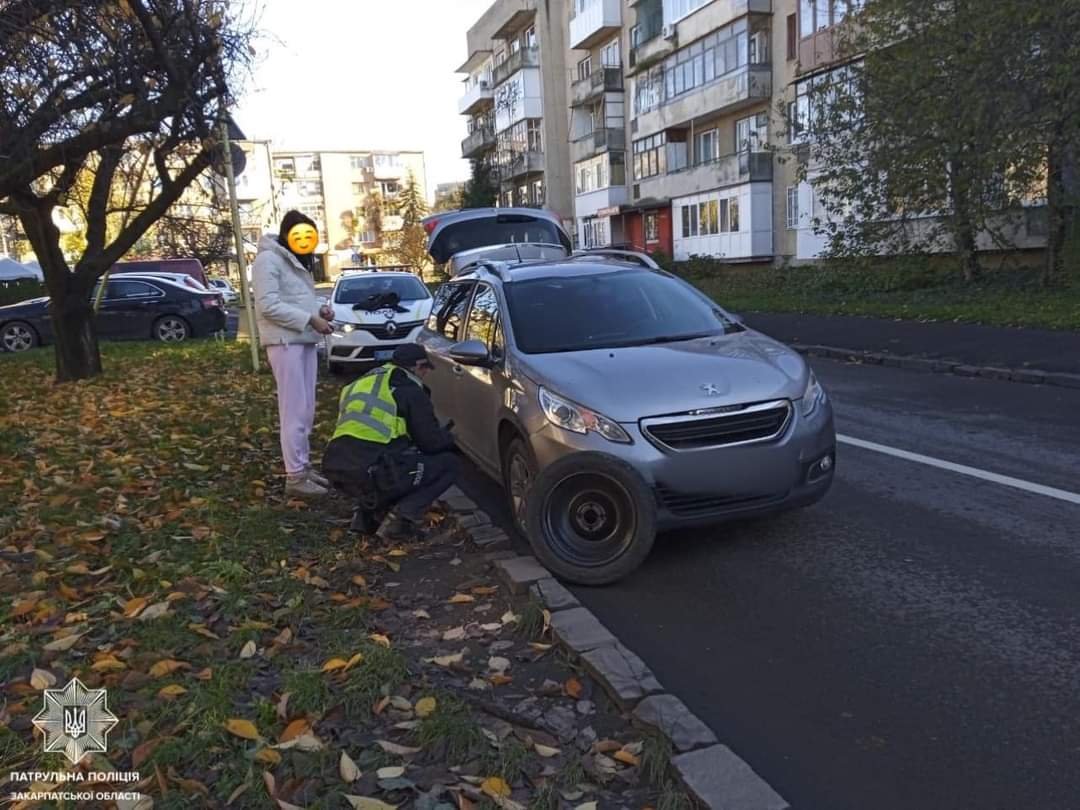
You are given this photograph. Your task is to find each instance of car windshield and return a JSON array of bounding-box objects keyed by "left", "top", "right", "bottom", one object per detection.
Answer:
[
  {"left": 504, "top": 269, "right": 741, "bottom": 354},
  {"left": 334, "top": 275, "right": 430, "bottom": 304}
]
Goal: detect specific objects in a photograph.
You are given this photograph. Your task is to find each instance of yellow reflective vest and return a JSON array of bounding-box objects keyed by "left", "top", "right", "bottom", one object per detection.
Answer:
[{"left": 331, "top": 364, "right": 410, "bottom": 444}]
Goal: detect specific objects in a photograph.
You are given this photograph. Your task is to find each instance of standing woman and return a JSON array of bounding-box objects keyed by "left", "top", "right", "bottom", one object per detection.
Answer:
[{"left": 253, "top": 210, "right": 335, "bottom": 498}]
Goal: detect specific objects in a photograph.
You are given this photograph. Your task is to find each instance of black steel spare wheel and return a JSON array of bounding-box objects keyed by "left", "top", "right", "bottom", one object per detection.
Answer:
[{"left": 525, "top": 452, "right": 656, "bottom": 585}]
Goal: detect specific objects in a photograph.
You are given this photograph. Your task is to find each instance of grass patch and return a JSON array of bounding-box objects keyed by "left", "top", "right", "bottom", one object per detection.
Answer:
[
  {"left": 656, "top": 781, "right": 695, "bottom": 810},
  {"left": 416, "top": 695, "right": 487, "bottom": 765},
  {"left": 642, "top": 732, "right": 673, "bottom": 786},
  {"left": 665, "top": 254, "right": 1080, "bottom": 330},
  {"left": 516, "top": 597, "right": 547, "bottom": 641}
]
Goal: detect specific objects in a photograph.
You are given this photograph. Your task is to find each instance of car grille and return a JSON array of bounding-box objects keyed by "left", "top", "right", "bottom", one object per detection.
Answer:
[
  {"left": 642, "top": 400, "right": 791, "bottom": 451},
  {"left": 353, "top": 320, "right": 424, "bottom": 341},
  {"left": 655, "top": 487, "right": 788, "bottom": 518}
]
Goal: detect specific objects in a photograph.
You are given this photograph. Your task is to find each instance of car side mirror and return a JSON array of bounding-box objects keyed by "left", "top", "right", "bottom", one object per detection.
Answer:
[{"left": 449, "top": 339, "right": 492, "bottom": 366}]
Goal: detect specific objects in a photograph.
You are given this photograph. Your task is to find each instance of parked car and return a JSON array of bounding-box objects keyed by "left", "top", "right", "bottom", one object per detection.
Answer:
[
  {"left": 109, "top": 258, "right": 209, "bottom": 288},
  {"left": 324, "top": 268, "right": 434, "bottom": 374},
  {"left": 0, "top": 275, "right": 226, "bottom": 352},
  {"left": 417, "top": 208, "right": 836, "bottom": 585},
  {"left": 207, "top": 277, "right": 239, "bottom": 306}
]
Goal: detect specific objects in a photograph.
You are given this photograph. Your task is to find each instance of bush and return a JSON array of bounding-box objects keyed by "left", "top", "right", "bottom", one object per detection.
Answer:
[{"left": 0, "top": 279, "right": 46, "bottom": 306}]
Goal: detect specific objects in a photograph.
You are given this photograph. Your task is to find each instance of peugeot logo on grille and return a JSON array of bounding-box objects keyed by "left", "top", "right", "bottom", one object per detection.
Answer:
[
  {"left": 384, "top": 321, "right": 398, "bottom": 336},
  {"left": 701, "top": 383, "right": 722, "bottom": 396}
]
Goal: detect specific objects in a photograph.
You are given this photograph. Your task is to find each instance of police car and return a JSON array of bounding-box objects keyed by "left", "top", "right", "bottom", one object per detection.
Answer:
[{"left": 324, "top": 267, "right": 434, "bottom": 374}]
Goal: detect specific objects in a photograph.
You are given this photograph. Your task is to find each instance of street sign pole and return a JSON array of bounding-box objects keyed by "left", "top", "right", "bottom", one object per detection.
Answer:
[{"left": 219, "top": 118, "right": 260, "bottom": 373}]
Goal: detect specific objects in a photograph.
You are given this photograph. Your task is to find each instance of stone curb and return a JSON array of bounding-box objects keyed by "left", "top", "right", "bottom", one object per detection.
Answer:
[
  {"left": 792, "top": 343, "right": 1080, "bottom": 390},
  {"left": 438, "top": 494, "right": 790, "bottom": 810}
]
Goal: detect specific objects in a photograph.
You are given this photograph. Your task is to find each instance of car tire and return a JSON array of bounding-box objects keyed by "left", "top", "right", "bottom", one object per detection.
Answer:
[
  {"left": 153, "top": 315, "right": 190, "bottom": 343},
  {"left": 0, "top": 321, "right": 39, "bottom": 353},
  {"left": 525, "top": 451, "right": 657, "bottom": 586},
  {"left": 502, "top": 436, "right": 538, "bottom": 536}
]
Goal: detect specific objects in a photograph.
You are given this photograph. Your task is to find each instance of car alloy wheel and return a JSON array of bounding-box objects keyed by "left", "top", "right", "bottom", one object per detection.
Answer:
[
  {"left": 155, "top": 316, "right": 189, "bottom": 343},
  {"left": 1, "top": 322, "right": 37, "bottom": 353},
  {"left": 504, "top": 438, "right": 536, "bottom": 534}
]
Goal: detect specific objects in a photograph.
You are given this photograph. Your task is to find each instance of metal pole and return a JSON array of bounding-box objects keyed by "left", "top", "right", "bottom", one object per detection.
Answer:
[{"left": 220, "top": 119, "right": 260, "bottom": 373}]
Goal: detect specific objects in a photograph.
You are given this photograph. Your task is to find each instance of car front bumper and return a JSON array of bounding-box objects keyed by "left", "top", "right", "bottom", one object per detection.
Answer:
[
  {"left": 325, "top": 325, "right": 424, "bottom": 365},
  {"left": 526, "top": 398, "right": 836, "bottom": 531}
]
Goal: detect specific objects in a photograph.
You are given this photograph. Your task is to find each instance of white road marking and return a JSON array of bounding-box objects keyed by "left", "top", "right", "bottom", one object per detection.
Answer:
[{"left": 837, "top": 434, "right": 1080, "bottom": 506}]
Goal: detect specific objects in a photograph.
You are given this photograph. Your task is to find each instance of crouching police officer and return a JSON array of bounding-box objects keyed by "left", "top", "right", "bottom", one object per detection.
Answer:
[{"left": 322, "top": 344, "right": 459, "bottom": 542}]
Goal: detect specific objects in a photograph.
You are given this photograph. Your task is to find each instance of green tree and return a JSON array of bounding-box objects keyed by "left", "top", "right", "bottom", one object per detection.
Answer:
[
  {"left": 0, "top": 0, "right": 253, "bottom": 381},
  {"left": 461, "top": 160, "right": 498, "bottom": 209},
  {"left": 789, "top": 0, "right": 1042, "bottom": 282},
  {"left": 381, "top": 172, "right": 430, "bottom": 276}
]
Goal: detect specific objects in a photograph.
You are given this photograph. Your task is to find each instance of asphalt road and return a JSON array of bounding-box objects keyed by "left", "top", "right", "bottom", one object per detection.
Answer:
[{"left": 455, "top": 358, "right": 1080, "bottom": 810}]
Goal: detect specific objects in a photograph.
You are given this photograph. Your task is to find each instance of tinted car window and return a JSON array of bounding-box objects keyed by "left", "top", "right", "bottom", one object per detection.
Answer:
[
  {"left": 335, "top": 275, "right": 430, "bottom": 304},
  {"left": 435, "top": 217, "right": 567, "bottom": 259},
  {"left": 465, "top": 284, "right": 500, "bottom": 347},
  {"left": 426, "top": 284, "right": 454, "bottom": 333},
  {"left": 106, "top": 280, "right": 161, "bottom": 299},
  {"left": 431, "top": 282, "right": 474, "bottom": 341},
  {"left": 504, "top": 269, "right": 739, "bottom": 354}
]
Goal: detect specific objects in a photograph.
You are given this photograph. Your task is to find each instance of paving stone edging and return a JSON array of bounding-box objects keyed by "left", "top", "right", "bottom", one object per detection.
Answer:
[
  {"left": 791, "top": 343, "right": 1080, "bottom": 389},
  {"left": 438, "top": 487, "right": 789, "bottom": 810}
]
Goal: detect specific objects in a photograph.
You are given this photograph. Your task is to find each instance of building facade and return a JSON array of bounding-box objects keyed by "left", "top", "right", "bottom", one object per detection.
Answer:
[{"left": 458, "top": 0, "right": 575, "bottom": 234}]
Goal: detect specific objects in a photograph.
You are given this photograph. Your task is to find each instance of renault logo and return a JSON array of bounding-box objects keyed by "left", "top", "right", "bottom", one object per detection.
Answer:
[
  {"left": 384, "top": 321, "right": 398, "bottom": 336},
  {"left": 701, "top": 383, "right": 722, "bottom": 396}
]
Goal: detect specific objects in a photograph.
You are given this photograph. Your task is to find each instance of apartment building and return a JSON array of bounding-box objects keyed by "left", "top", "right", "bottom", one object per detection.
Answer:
[
  {"left": 458, "top": 0, "right": 574, "bottom": 232},
  {"left": 269, "top": 149, "right": 427, "bottom": 277}
]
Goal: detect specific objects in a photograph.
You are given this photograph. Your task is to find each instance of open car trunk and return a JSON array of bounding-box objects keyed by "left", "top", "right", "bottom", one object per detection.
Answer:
[{"left": 423, "top": 208, "right": 573, "bottom": 266}]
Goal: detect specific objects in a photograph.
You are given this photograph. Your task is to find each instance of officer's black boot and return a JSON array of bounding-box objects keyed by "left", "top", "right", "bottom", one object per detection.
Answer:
[
  {"left": 349, "top": 507, "right": 382, "bottom": 535},
  {"left": 374, "top": 511, "right": 425, "bottom": 544}
]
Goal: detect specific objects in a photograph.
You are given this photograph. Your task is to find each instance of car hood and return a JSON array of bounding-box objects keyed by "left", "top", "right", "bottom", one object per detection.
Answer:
[
  {"left": 515, "top": 331, "right": 808, "bottom": 421},
  {"left": 331, "top": 298, "right": 432, "bottom": 324},
  {"left": 0, "top": 296, "right": 49, "bottom": 315}
]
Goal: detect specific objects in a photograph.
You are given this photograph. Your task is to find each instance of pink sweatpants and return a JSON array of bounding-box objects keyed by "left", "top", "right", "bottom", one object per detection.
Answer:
[{"left": 266, "top": 343, "right": 318, "bottom": 476}]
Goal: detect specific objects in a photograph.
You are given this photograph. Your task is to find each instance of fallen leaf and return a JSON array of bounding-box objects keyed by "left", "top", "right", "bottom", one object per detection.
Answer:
[
  {"left": 123, "top": 597, "right": 149, "bottom": 618},
  {"left": 375, "top": 739, "right": 421, "bottom": 756},
  {"left": 91, "top": 656, "right": 126, "bottom": 672},
  {"left": 158, "top": 684, "right": 187, "bottom": 701},
  {"left": 534, "top": 743, "right": 561, "bottom": 758},
  {"left": 488, "top": 656, "right": 511, "bottom": 673},
  {"left": 387, "top": 549, "right": 408, "bottom": 557},
  {"left": 481, "top": 777, "right": 511, "bottom": 799},
  {"left": 280, "top": 719, "right": 311, "bottom": 742},
  {"left": 471, "top": 586, "right": 499, "bottom": 596},
  {"left": 273, "top": 733, "right": 324, "bottom": 752},
  {"left": 225, "top": 718, "right": 260, "bottom": 741},
  {"left": 574, "top": 803, "right": 598, "bottom": 810},
  {"left": 376, "top": 766, "right": 405, "bottom": 779},
  {"left": 425, "top": 651, "right": 464, "bottom": 668},
  {"left": 226, "top": 782, "right": 250, "bottom": 806},
  {"left": 139, "top": 601, "right": 171, "bottom": 621},
  {"left": 564, "top": 677, "right": 584, "bottom": 699},
  {"left": 149, "top": 659, "right": 189, "bottom": 678},
  {"left": 592, "top": 740, "right": 622, "bottom": 754},
  {"left": 500, "top": 611, "right": 519, "bottom": 625},
  {"left": 30, "top": 668, "right": 56, "bottom": 690},
  {"left": 369, "top": 633, "right": 391, "bottom": 648},
  {"left": 414, "top": 696, "right": 437, "bottom": 718},
  {"left": 373, "top": 696, "right": 391, "bottom": 716},
  {"left": 239, "top": 640, "right": 257, "bottom": 659},
  {"left": 344, "top": 798, "right": 397, "bottom": 810},
  {"left": 442, "top": 626, "right": 467, "bottom": 642},
  {"left": 448, "top": 593, "right": 475, "bottom": 604},
  {"left": 390, "top": 696, "right": 412, "bottom": 712},
  {"left": 340, "top": 750, "right": 362, "bottom": 783},
  {"left": 351, "top": 575, "right": 368, "bottom": 588},
  {"left": 488, "top": 674, "right": 513, "bottom": 687},
  {"left": 614, "top": 750, "right": 640, "bottom": 767},
  {"left": 412, "top": 609, "right": 431, "bottom": 620},
  {"left": 195, "top": 667, "right": 213, "bottom": 681},
  {"left": 345, "top": 651, "right": 364, "bottom": 670},
  {"left": 273, "top": 627, "right": 293, "bottom": 646},
  {"left": 529, "top": 643, "right": 553, "bottom": 653},
  {"left": 322, "top": 658, "right": 349, "bottom": 673},
  {"left": 132, "top": 738, "right": 164, "bottom": 768},
  {"left": 255, "top": 748, "right": 282, "bottom": 766}
]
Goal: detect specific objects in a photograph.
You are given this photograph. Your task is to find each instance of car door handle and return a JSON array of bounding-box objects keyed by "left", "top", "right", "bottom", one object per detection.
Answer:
[{"left": 452, "top": 364, "right": 465, "bottom": 376}]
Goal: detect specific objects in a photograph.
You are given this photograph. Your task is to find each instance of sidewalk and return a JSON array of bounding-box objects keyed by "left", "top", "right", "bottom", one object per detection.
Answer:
[{"left": 745, "top": 312, "right": 1080, "bottom": 377}]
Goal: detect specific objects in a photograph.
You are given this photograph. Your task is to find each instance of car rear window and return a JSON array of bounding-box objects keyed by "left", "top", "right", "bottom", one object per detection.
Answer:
[
  {"left": 335, "top": 275, "right": 430, "bottom": 304},
  {"left": 504, "top": 269, "right": 738, "bottom": 354},
  {"left": 432, "top": 217, "right": 568, "bottom": 261}
]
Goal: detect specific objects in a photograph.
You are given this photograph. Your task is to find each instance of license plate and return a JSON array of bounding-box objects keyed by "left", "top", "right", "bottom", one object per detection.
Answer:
[{"left": 374, "top": 349, "right": 395, "bottom": 361}]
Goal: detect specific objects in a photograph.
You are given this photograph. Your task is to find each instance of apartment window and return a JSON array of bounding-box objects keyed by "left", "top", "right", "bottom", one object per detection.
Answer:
[
  {"left": 379, "top": 181, "right": 401, "bottom": 197},
  {"left": 583, "top": 217, "right": 609, "bottom": 248},
  {"left": 532, "top": 179, "right": 545, "bottom": 205},
  {"left": 800, "top": 0, "right": 814, "bottom": 36},
  {"left": 645, "top": 212, "right": 660, "bottom": 242},
  {"left": 601, "top": 39, "right": 620, "bottom": 68},
  {"left": 790, "top": 63, "right": 862, "bottom": 143},
  {"left": 274, "top": 158, "right": 295, "bottom": 175},
  {"left": 374, "top": 153, "right": 402, "bottom": 169},
  {"left": 358, "top": 230, "right": 376, "bottom": 243},
  {"left": 632, "top": 133, "right": 667, "bottom": 179},
  {"left": 578, "top": 55, "right": 592, "bottom": 82},
  {"left": 786, "top": 187, "right": 800, "bottom": 229},
  {"left": 525, "top": 25, "right": 537, "bottom": 49},
  {"left": 295, "top": 154, "right": 320, "bottom": 174},
  {"left": 352, "top": 182, "right": 365, "bottom": 195},
  {"left": 682, "top": 195, "right": 740, "bottom": 237},
  {"left": 349, "top": 155, "right": 368, "bottom": 170},
  {"left": 299, "top": 180, "right": 322, "bottom": 197},
  {"left": 665, "top": 0, "right": 710, "bottom": 25},
  {"left": 509, "top": 37, "right": 520, "bottom": 55},
  {"left": 787, "top": 14, "right": 797, "bottom": 59},
  {"left": 298, "top": 204, "right": 323, "bottom": 224},
  {"left": 729, "top": 197, "right": 740, "bottom": 231},
  {"left": 736, "top": 113, "right": 768, "bottom": 154},
  {"left": 681, "top": 204, "right": 698, "bottom": 238},
  {"left": 695, "top": 128, "right": 719, "bottom": 165},
  {"left": 527, "top": 119, "right": 543, "bottom": 152},
  {"left": 698, "top": 200, "right": 719, "bottom": 235}
]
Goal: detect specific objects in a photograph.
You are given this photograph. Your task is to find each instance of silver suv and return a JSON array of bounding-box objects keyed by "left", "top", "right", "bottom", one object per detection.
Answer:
[{"left": 419, "top": 209, "right": 835, "bottom": 585}]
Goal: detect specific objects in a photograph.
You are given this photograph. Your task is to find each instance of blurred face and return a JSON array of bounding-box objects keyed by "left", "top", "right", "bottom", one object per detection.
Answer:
[
  {"left": 286, "top": 223, "right": 318, "bottom": 255},
  {"left": 413, "top": 360, "right": 434, "bottom": 378}
]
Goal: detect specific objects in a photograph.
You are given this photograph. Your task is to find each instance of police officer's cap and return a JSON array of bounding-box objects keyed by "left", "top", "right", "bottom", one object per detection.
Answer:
[{"left": 392, "top": 343, "right": 429, "bottom": 368}]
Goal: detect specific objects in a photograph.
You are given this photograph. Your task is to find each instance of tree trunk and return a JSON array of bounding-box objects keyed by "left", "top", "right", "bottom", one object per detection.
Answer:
[
  {"left": 1042, "top": 140, "right": 1067, "bottom": 287},
  {"left": 50, "top": 291, "right": 102, "bottom": 382}
]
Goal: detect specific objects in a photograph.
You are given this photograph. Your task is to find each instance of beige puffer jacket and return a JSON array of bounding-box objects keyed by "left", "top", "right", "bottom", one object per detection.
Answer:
[{"left": 252, "top": 233, "right": 322, "bottom": 345}]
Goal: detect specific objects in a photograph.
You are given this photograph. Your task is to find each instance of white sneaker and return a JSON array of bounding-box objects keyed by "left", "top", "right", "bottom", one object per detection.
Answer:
[
  {"left": 305, "top": 466, "right": 330, "bottom": 487},
  {"left": 285, "top": 474, "right": 328, "bottom": 498}
]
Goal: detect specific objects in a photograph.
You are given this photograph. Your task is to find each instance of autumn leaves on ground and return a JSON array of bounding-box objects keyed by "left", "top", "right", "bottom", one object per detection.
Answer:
[{"left": 0, "top": 343, "right": 690, "bottom": 810}]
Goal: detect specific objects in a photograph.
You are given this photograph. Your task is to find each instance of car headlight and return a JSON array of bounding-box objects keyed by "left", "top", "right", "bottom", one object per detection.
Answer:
[
  {"left": 800, "top": 371, "right": 826, "bottom": 417},
  {"left": 331, "top": 321, "right": 354, "bottom": 334},
  {"left": 539, "top": 387, "right": 631, "bottom": 444}
]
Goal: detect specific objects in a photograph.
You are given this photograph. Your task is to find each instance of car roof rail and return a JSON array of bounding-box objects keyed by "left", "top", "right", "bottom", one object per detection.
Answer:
[
  {"left": 570, "top": 248, "right": 661, "bottom": 270},
  {"left": 453, "top": 258, "right": 507, "bottom": 279}
]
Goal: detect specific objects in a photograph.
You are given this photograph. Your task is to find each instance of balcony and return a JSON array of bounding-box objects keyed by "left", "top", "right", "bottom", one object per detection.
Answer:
[
  {"left": 493, "top": 47, "right": 540, "bottom": 86},
  {"left": 569, "top": 0, "right": 622, "bottom": 50},
  {"left": 458, "top": 80, "right": 494, "bottom": 115},
  {"left": 634, "top": 151, "right": 772, "bottom": 201},
  {"left": 570, "top": 67, "right": 624, "bottom": 107},
  {"left": 461, "top": 127, "right": 496, "bottom": 159},
  {"left": 575, "top": 184, "right": 629, "bottom": 218},
  {"left": 629, "top": 7, "right": 668, "bottom": 71},
  {"left": 372, "top": 162, "right": 405, "bottom": 181},
  {"left": 634, "top": 64, "right": 772, "bottom": 137},
  {"left": 500, "top": 151, "right": 545, "bottom": 182},
  {"left": 571, "top": 127, "right": 626, "bottom": 163}
]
